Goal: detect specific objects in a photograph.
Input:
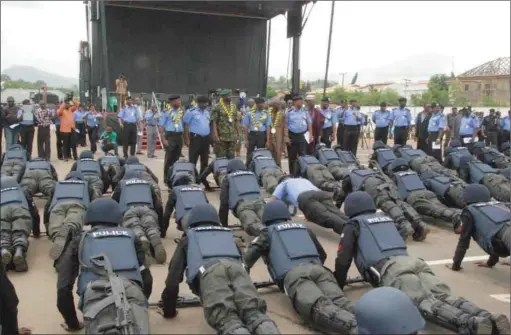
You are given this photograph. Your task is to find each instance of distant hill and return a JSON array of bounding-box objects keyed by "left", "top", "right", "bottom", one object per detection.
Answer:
[{"left": 1, "top": 65, "right": 78, "bottom": 88}]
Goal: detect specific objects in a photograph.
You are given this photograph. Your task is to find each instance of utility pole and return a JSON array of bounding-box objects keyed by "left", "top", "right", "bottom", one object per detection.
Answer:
[
  {"left": 403, "top": 78, "right": 411, "bottom": 99},
  {"left": 322, "top": 1, "right": 335, "bottom": 97},
  {"left": 339, "top": 72, "right": 347, "bottom": 88}
]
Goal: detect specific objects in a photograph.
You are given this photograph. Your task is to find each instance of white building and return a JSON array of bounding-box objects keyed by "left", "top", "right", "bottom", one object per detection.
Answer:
[{"left": 385, "top": 81, "right": 429, "bottom": 100}]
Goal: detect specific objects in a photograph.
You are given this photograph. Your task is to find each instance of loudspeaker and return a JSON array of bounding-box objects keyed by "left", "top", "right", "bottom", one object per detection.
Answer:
[{"left": 287, "top": 3, "right": 302, "bottom": 38}]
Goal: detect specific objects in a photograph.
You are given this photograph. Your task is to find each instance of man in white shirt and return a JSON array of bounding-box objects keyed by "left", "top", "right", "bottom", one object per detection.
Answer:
[{"left": 134, "top": 97, "right": 145, "bottom": 155}]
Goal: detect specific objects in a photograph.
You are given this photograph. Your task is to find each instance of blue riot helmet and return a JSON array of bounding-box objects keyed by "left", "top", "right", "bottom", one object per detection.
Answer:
[
  {"left": 8, "top": 144, "right": 23, "bottom": 151},
  {"left": 449, "top": 139, "right": 461, "bottom": 148},
  {"left": 316, "top": 143, "right": 327, "bottom": 152},
  {"left": 372, "top": 140, "right": 387, "bottom": 151},
  {"left": 262, "top": 201, "right": 291, "bottom": 226},
  {"left": 183, "top": 204, "right": 221, "bottom": 232},
  {"left": 355, "top": 287, "right": 425, "bottom": 335},
  {"left": 392, "top": 144, "right": 403, "bottom": 152},
  {"left": 470, "top": 141, "right": 485, "bottom": 155},
  {"left": 463, "top": 184, "right": 491, "bottom": 205},
  {"left": 79, "top": 150, "right": 94, "bottom": 159},
  {"left": 125, "top": 156, "right": 140, "bottom": 164},
  {"left": 0, "top": 176, "right": 18, "bottom": 188},
  {"left": 123, "top": 170, "right": 140, "bottom": 180},
  {"left": 84, "top": 198, "right": 123, "bottom": 227},
  {"left": 173, "top": 175, "right": 193, "bottom": 187},
  {"left": 344, "top": 191, "right": 376, "bottom": 218},
  {"left": 227, "top": 159, "right": 246, "bottom": 173},
  {"left": 65, "top": 171, "right": 85, "bottom": 181},
  {"left": 390, "top": 158, "right": 410, "bottom": 172}
]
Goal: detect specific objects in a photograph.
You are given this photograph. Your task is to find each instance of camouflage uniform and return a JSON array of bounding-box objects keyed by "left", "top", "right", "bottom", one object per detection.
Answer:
[{"left": 211, "top": 98, "right": 239, "bottom": 159}]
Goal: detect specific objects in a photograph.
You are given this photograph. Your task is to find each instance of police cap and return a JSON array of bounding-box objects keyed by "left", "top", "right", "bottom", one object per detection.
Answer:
[
  {"left": 168, "top": 95, "right": 180, "bottom": 102},
  {"left": 292, "top": 95, "right": 303, "bottom": 101},
  {"left": 185, "top": 204, "right": 221, "bottom": 231},
  {"left": 0, "top": 176, "right": 18, "bottom": 189},
  {"left": 227, "top": 159, "right": 246, "bottom": 173},
  {"left": 65, "top": 171, "right": 84, "bottom": 181},
  {"left": 431, "top": 102, "right": 438, "bottom": 108},
  {"left": 197, "top": 95, "right": 208, "bottom": 103},
  {"left": 85, "top": 198, "right": 123, "bottom": 227},
  {"left": 254, "top": 97, "right": 265, "bottom": 104},
  {"left": 79, "top": 150, "right": 93, "bottom": 159},
  {"left": 390, "top": 158, "right": 409, "bottom": 172},
  {"left": 344, "top": 191, "right": 376, "bottom": 218},
  {"left": 398, "top": 97, "right": 407, "bottom": 102},
  {"left": 321, "top": 96, "right": 330, "bottom": 103},
  {"left": 262, "top": 201, "right": 291, "bottom": 226},
  {"left": 6, "top": 96, "right": 14, "bottom": 102},
  {"left": 355, "top": 287, "right": 425, "bottom": 335},
  {"left": 449, "top": 139, "right": 460, "bottom": 148},
  {"left": 463, "top": 184, "right": 491, "bottom": 205},
  {"left": 220, "top": 89, "right": 232, "bottom": 96},
  {"left": 372, "top": 140, "right": 387, "bottom": 151},
  {"left": 125, "top": 156, "right": 140, "bottom": 164},
  {"left": 123, "top": 170, "right": 141, "bottom": 180},
  {"left": 380, "top": 101, "right": 387, "bottom": 107}
]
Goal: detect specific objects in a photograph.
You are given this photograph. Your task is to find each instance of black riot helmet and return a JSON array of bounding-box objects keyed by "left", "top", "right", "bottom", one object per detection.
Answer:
[
  {"left": 500, "top": 142, "right": 510, "bottom": 152},
  {"left": 316, "top": 143, "right": 327, "bottom": 152},
  {"left": 79, "top": 150, "right": 94, "bottom": 159},
  {"left": 123, "top": 170, "right": 141, "bottom": 180},
  {"left": 183, "top": 204, "right": 221, "bottom": 231},
  {"left": 65, "top": 171, "right": 85, "bottom": 181},
  {"left": 262, "top": 201, "right": 291, "bottom": 226},
  {"left": 125, "top": 156, "right": 140, "bottom": 164},
  {"left": 344, "top": 191, "right": 376, "bottom": 218},
  {"left": 372, "top": 140, "right": 387, "bottom": 151},
  {"left": 84, "top": 198, "right": 123, "bottom": 227},
  {"left": 390, "top": 158, "right": 410, "bottom": 172},
  {"left": 463, "top": 184, "right": 491, "bottom": 205},
  {"left": 355, "top": 287, "right": 425, "bottom": 334},
  {"left": 0, "top": 176, "right": 18, "bottom": 189},
  {"left": 227, "top": 159, "right": 247, "bottom": 173}
]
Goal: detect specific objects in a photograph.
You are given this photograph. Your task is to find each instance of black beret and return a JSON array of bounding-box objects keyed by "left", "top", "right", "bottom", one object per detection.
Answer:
[
  {"left": 431, "top": 102, "right": 438, "bottom": 108},
  {"left": 398, "top": 97, "right": 407, "bottom": 101},
  {"left": 254, "top": 97, "right": 265, "bottom": 104},
  {"left": 168, "top": 95, "right": 180, "bottom": 101},
  {"left": 380, "top": 101, "right": 387, "bottom": 106},
  {"left": 349, "top": 99, "right": 357, "bottom": 103},
  {"left": 292, "top": 95, "right": 303, "bottom": 101},
  {"left": 321, "top": 97, "right": 330, "bottom": 102},
  {"left": 197, "top": 95, "right": 208, "bottom": 103}
]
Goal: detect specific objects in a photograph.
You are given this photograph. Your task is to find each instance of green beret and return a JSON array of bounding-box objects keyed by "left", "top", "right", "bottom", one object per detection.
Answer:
[{"left": 220, "top": 89, "right": 232, "bottom": 96}]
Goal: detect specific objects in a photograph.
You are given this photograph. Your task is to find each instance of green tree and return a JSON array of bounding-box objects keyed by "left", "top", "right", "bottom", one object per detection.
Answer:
[
  {"left": 428, "top": 74, "right": 450, "bottom": 91},
  {"left": 266, "top": 86, "right": 277, "bottom": 98},
  {"left": 481, "top": 95, "right": 500, "bottom": 107},
  {"left": 1, "top": 74, "right": 11, "bottom": 81}
]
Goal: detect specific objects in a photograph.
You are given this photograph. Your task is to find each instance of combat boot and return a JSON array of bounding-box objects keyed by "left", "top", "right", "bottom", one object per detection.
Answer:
[
  {"left": 398, "top": 223, "right": 414, "bottom": 241},
  {"left": 490, "top": 314, "right": 511, "bottom": 334},
  {"left": 252, "top": 320, "right": 281, "bottom": 335},
  {"left": 150, "top": 237, "right": 167, "bottom": 264},
  {"left": 464, "top": 316, "right": 494, "bottom": 335},
  {"left": 13, "top": 247, "right": 28, "bottom": 272},
  {"left": 1, "top": 248, "right": 12, "bottom": 265},
  {"left": 49, "top": 224, "right": 70, "bottom": 260},
  {"left": 139, "top": 235, "right": 150, "bottom": 252},
  {"left": 412, "top": 224, "right": 430, "bottom": 242}
]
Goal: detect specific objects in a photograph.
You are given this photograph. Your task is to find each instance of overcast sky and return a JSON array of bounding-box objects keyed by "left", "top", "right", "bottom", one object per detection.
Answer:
[{"left": 1, "top": 1, "right": 510, "bottom": 82}]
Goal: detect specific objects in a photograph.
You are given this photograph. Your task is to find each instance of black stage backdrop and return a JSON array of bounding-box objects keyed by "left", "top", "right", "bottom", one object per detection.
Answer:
[{"left": 104, "top": 5, "right": 267, "bottom": 96}]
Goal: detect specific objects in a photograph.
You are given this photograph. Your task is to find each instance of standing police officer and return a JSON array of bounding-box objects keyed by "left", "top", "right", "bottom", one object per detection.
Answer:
[
  {"left": 1, "top": 144, "right": 27, "bottom": 182},
  {"left": 112, "top": 170, "right": 166, "bottom": 264},
  {"left": 458, "top": 107, "right": 480, "bottom": 146},
  {"left": 44, "top": 172, "right": 94, "bottom": 261},
  {"left": 372, "top": 102, "right": 392, "bottom": 144},
  {"left": 54, "top": 198, "right": 152, "bottom": 333},
  {"left": 335, "top": 99, "right": 348, "bottom": 149},
  {"left": 335, "top": 191, "right": 510, "bottom": 335},
  {"left": 144, "top": 103, "right": 161, "bottom": 158},
  {"left": 250, "top": 153, "right": 285, "bottom": 194},
  {"left": 1, "top": 177, "right": 39, "bottom": 272},
  {"left": 98, "top": 153, "right": 124, "bottom": 192},
  {"left": 342, "top": 99, "right": 364, "bottom": 156},
  {"left": 211, "top": 89, "right": 241, "bottom": 159},
  {"left": 70, "top": 150, "right": 107, "bottom": 199},
  {"left": 390, "top": 97, "right": 412, "bottom": 146},
  {"left": 286, "top": 96, "right": 313, "bottom": 177},
  {"left": 159, "top": 95, "right": 185, "bottom": 181},
  {"left": 482, "top": 109, "right": 500, "bottom": 147},
  {"left": 448, "top": 184, "right": 510, "bottom": 271},
  {"left": 444, "top": 107, "right": 458, "bottom": 150},
  {"left": 199, "top": 156, "right": 231, "bottom": 191},
  {"left": 244, "top": 201, "right": 358, "bottom": 334},
  {"left": 159, "top": 204, "right": 281, "bottom": 335},
  {"left": 20, "top": 157, "right": 58, "bottom": 198},
  {"left": 427, "top": 103, "right": 447, "bottom": 162},
  {"left": 219, "top": 159, "right": 266, "bottom": 236},
  {"left": 118, "top": 96, "right": 141, "bottom": 158},
  {"left": 184, "top": 95, "right": 211, "bottom": 175},
  {"left": 243, "top": 97, "right": 272, "bottom": 168},
  {"left": 319, "top": 97, "right": 337, "bottom": 148}
]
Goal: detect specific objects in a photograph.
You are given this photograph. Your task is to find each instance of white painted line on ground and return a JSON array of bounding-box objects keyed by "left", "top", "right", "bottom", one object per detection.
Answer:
[
  {"left": 490, "top": 294, "right": 510, "bottom": 303},
  {"left": 425, "top": 255, "right": 488, "bottom": 266}
]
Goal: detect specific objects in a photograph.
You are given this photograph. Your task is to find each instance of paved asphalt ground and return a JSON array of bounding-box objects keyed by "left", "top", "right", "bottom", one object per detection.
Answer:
[{"left": 4, "top": 133, "right": 510, "bottom": 334}]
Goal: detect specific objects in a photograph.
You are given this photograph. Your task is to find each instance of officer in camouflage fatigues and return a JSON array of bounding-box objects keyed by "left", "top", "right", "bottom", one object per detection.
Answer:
[
  {"left": 211, "top": 89, "right": 240, "bottom": 159},
  {"left": 121, "top": 156, "right": 161, "bottom": 201},
  {"left": 20, "top": 157, "right": 58, "bottom": 198},
  {"left": 471, "top": 141, "right": 511, "bottom": 169},
  {"left": 250, "top": 150, "right": 285, "bottom": 194},
  {"left": 298, "top": 155, "right": 343, "bottom": 206},
  {"left": 159, "top": 204, "right": 280, "bottom": 335},
  {"left": 1, "top": 177, "right": 40, "bottom": 272},
  {"left": 220, "top": 159, "right": 266, "bottom": 236},
  {"left": 98, "top": 153, "right": 124, "bottom": 192},
  {"left": 1, "top": 144, "right": 27, "bottom": 183},
  {"left": 316, "top": 144, "right": 359, "bottom": 181},
  {"left": 70, "top": 150, "right": 107, "bottom": 199},
  {"left": 336, "top": 191, "right": 510, "bottom": 335},
  {"left": 245, "top": 201, "right": 357, "bottom": 335},
  {"left": 199, "top": 156, "right": 231, "bottom": 190},
  {"left": 395, "top": 145, "right": 459, "bottom": 180}
]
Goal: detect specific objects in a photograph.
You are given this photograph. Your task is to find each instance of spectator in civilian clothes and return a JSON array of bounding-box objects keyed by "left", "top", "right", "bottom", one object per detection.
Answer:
[
  {"left": 100, "top": 126, "right": 119, "bottom": 155},
  {"left": 57, "top": 99, "right": 78, "bottom": 161},
  {"left": 134, "top": 97, "right": 145, "bottom": 155},
  {"left": 34, "top": 100, "right": 53, "bottom": 160},
  {"left": 2, "top": 96, "right": 22, "bottom": 149}
]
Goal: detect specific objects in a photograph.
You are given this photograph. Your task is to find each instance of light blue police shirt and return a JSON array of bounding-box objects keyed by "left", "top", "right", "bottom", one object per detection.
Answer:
[
  {"left": 343, "top": 108, "right": 363, "bottom": 126},
  {"left": 159, "top": 108, "right": 184, "bottom": 133},
  {"left": 372, "top": 110, "right": 392, "bottom": 128},
  {"left": 272, "top": 178, "right": 319, "bottom": 208},
  {"left": 183, "top": 107, "right": 210, "bottom": 136},
  {"left": 320, "top": 108, "right": 338, "bottom": 129},
  {"left": 286, "top": 108, "right": 311, "bottom": 133},
  {"left": 144, "top": 110, "right": 161, "bottom": 126},
  {"left": 459, "top": 114, "right": 479, "bottom": 136},
  {"left": 118, "top": 105, "right": 140, "bottom": 124},
  {"left": 391, "top": 107, "right": 412, "bottom": 127},
  {"left": 242, "top": 109, "right": 272, "bottom": 132},
  {"left": 500, "top": 116, "right": 510, "bottom": 131},
  {"left": 427, "top": 112, "right": 447, "bottom": 132}
]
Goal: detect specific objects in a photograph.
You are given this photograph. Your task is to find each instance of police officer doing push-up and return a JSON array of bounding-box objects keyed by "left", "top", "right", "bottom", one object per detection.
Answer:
[
  {"left": 419, "top": 171, "right": 468, "bottom": 209},
  {"left": 112, "top": 170, "right": 166, "bottom": 264},
  {"left": 443, "top": 140, "right": 472, "bottom": 168},
  {"left": 471, "top": 141, "right": 511, "bottom": 170},
  {"left": 385, "top": 159, "right": 462, "bottom": 228},
  {"left": 98, "top": 153, "right": 124, "bottom": 192},
  {"left": 316, "top": 144, "right": 359, "bottom": 181},
  {"left": 270, "top": 176, "right": 347, "bottom": 234},
  {"left": 1, "top": 144, "right": 27, "bottom": 182},
  {"left": 55, "top": 198, "right": 152, "bottom": 333},
  {"left": 166, "top": 159, "right": 198, "bottom": 189},
  {"left": 395, "top": 144, "right": 459, "bottom": 180},
  {"left": 122, "top": 156, "right": 161, "bottom": 200},
  {"left": 70, "top": 150, "right": 107, "bottom": 199},
  {"left": 163, "top": 180, "right": 209, "bottom": 236},
  {"left": 448, "top": 184, "right": 511, "bottom": 271},
  {"left": 199, "top": 156, "right": 231, "bottom": 191},
  {"left": 355, "top": 287, "right": 426, "bottom": 335},
  {"left": 244, "top": 201, "right": 358, "bottom": 335},
  {"left": 298, "top": 155, "right": 343, "bottom": 205},
  {"left": 1, "top": 177, "right": 40, "bottom": 272},
  {"left": 44, "top": 172, "right": 94, "bottom": 261},
  {"left": 19, "top": 157, "right": 58, "bottom": 198},
  {"left": 250, "top": 152, "right": 285, "bottom": 194},
  {"left": 159, "top": 204, "right": 281, "bottom": 335},
  {"left": 335, "top": 191, "right": 510, "bottom": 335},
  {"left": 219, "top": 159, "right": 266, "bottom": 236}
]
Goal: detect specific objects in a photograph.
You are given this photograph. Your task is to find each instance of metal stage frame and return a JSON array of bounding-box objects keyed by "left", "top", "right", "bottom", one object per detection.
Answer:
[{"left": 83, "top": 1, "right": 311, "bottom": 109}]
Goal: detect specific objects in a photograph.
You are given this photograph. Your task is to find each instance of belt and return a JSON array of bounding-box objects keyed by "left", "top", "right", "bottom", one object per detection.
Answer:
[
  {"left": 191, "top": 133, "right": 209, "bottom": 137},
  {"left": 165, "top": 131, "right": 182, "bottom": 135},
  {"left": 124, "top": 122, "right": 137, "bottom": 125},
  {"left": 147, "top": 124, "right": 157, "bottom": 127},
  {"left": 395, "top": 126, "right": 408, "bottom": 129},
  {"left": 249, "top": 131, "right": 266, "bottom": 135},
  {"left": 344, "top": 125, "right": 360, "bottom": 129},
  {"left": 289, "top": 131, "right": 306, "bottom": 136}
]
